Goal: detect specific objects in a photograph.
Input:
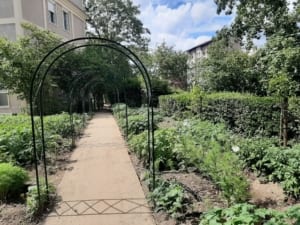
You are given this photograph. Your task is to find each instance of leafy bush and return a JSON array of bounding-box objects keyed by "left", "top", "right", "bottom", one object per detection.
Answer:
[
  {"left": 130, "top": 118, "right": 249, "bottom": 204},
  {"left": 199, "top": 203, "right": 300, "bottom": 225},
  {"left": 174, "top": 119, "right": 249, "bottom": 204},
  {"left": 113, "top": 105, "right": 163, "bottom": 138},
  {"left": 128, "top": 131, "right": 148, "bottom": 164},
  {"left": 159, "top": 92, "right": 283, "bottom": 137},
  {"left": 0, "top": 163, "right": 29, "bottom": 200},
  {"left": 236, "top": 138, "right": 300, "bottom": 199},
  {"left": 0, "top": 113, "right": 87, "bottom": 165},
  {"left": 159, "top": 92, "right": 192, "bottom": 118},
  {"left": 26, "top": 183, "right": 55, "bottom": 219},
  {"left": 129, "top": 128, "right": 180, "bottom": 170},
  {"left": 150, "top": 179, "right": 186, "bottom": 218}
]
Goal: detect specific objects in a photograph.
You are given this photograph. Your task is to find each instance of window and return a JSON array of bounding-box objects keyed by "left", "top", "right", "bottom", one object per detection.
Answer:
[
  {"left": 48, "top": 1, "right": 56, "bottom": 24},
  {"left": 63, "top": 11, "right": 70, "bottom": 30},
  {"left": 0, "top": 90, "right": 9, "bottom": 107}
]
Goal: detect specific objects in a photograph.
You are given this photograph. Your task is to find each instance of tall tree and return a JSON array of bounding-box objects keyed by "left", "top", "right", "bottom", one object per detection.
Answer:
[
  {"left": 256, "top": 35, "right": 300, "bottom": 146},
  {"left": 85, "top": 0, "right": 150, "bottom": 49},
  {"left": 0, "top": 23, "right": 62, "bottom": 102},
  {"left": 153, "top": 42, "right": 188, "bottom": 90},
  {"left": 214, "top": 0, "right": 299, "bottom": 48},
  {"left": 198, "top": 39, "right": 262, "bottom": 94}
]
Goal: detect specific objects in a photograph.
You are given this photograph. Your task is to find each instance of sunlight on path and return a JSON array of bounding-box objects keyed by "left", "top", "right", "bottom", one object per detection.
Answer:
[{"left": 43, "top": 112, "right": 155, "bottom": 225}]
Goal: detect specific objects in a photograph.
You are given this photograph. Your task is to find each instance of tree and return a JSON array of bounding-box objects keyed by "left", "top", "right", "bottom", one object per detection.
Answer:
[
  {"left": 197, "top": 39, "right": 262, "bottom": 94},
  {"left": 0, "top": 23, "right": 62, "bottom": 102},
  {"left": 214, "top": 0, "right": 299, "bottom": 48},
  {"left": 256, "top": 35, "right": 300, "bottom": 146},
  {"left": 85, "top": 0, "right": 150, "bottom": 49},
  {"left": 153, "top": 42, "right": 188, "bottom": 90}
]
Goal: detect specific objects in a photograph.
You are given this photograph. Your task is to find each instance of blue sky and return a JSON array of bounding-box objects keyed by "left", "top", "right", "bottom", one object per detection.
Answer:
[{"left": 132, "top": 0, "right": 234, "bottom": 51}]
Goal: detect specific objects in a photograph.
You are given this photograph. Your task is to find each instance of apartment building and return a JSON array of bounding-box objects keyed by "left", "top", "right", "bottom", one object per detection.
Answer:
[
  {"left": 186, "top": 40, "right": 212, "bottom": 86},
  {"left": 0, "top": 0, "right": 86, "bottom": 113}
]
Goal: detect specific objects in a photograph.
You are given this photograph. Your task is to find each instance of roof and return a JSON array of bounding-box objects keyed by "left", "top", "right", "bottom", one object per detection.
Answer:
[{"left": 186, "top": 39, "right": 213, "bottom": 53}]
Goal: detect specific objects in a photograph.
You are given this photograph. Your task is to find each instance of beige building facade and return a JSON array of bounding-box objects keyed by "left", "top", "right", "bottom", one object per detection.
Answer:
[
  {"left": 0, "top": 0, "right": 86, "bottom": 114},
  {"left": 186, "top": 40, "right": 212, "bottom": 86}
]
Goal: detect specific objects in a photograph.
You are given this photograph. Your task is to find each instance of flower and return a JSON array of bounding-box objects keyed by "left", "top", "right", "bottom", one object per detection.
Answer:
[{"left": 232, "top": 145, "right": 240, "bottom": 153}]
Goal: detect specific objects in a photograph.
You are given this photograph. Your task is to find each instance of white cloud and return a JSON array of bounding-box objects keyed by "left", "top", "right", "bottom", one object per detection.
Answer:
[
  {"left": 191, "top": 1, "right": 216, "bottom": 22},
  {"left": 132, "top": 0, "right": 233, "bottom": 51}
]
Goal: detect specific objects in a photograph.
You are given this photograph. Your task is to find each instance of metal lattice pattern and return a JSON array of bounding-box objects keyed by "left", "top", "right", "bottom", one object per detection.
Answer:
[{"left": 49, "top": 198, "right": 152, "bottom": 217}]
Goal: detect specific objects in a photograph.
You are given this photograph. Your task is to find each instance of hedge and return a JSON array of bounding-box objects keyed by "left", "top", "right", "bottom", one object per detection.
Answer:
[{"left": 159, "top": 92, "right": 300, "bottom": 138}]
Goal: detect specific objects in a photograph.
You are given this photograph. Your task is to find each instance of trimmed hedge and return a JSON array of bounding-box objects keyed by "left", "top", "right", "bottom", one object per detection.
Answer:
[{"left": 159, "top": 92, "right": 300, "bottom": 138}]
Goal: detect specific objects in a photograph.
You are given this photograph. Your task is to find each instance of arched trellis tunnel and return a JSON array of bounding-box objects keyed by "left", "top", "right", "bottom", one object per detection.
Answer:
[{"left": 30, "top": 37, "right": 155, "bottom": 205}]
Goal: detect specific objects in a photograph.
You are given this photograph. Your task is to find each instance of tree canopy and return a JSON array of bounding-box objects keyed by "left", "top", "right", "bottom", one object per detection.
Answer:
[
  {"left": 214, "top": 0, "right": 299, "bottom": 48},
  {"left": 85, "top": 0, "right": 150, "bottom": 49},
  {"left": 152, "top": 42, "right": 188, "bottom": 90}
]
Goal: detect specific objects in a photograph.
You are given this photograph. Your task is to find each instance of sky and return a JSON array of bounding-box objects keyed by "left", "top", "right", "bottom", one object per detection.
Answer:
[{"left": 131, "top": 0, "right": 234, "bottom": 51}]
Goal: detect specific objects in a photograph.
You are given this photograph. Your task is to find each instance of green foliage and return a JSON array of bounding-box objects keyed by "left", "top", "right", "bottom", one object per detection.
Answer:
[
  {"left": 0, "top": 163, "right": 29, "bottom": 201},
  {"left": 214, "top": 0, "right": 298, "bottom": 49},
  {"left": 0, "top": 113, "right": 86, "bottom": 165},
  {"left": 236, "top": 138, "right": 300, "bottom": 198},
  {"left": 130, "top": 117, "right": 249, "bottom": 204},
  {"left": 148, "top": 77, "right": 172, "bottom": 107},
  {"left": 0, "top": 23, "right": 62, "bottom": 102},
  {"left": 199, "top": 203, "right": 300, "bottom": 225},
  {"left": 153, "top": 42, "right": 188, "bottom": 90},
  {"left": 128, "top": 131, "right": 148, "bottom": 164},
  {"left": 159, "top": 92, "right": 282, "bottom": 137},
  {"left": 129, "top": 128, "right": 179, "bottom": 170},
  {"left": 149, "top": 179, "right": 185, "bottom": 218},
  {"left": 113, "top": 105, "right": 163, "bottom": 138},
  {"left": 159, "top": 92, "right": 192, "bottom": 118},
  {"left": 175, "top": 119, "right": 249, "bottom": 204},
  {"left": 197, "top": 39, "right": 262, "bottom": 94},
  {"left": 26, "top": 183, "right": 55, "bottom": 219},
  {"left": 85, "top": 0, "right": 149, "bottom": 49}
]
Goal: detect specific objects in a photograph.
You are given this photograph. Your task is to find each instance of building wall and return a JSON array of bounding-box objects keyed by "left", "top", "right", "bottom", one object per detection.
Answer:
[
  {"left": 0, "top": 0, "right": 86, "bottom": 114},
  {"left": 0, "top": 91, "right": 26, "bottom": 114},
  {"left": 22, "top": 0, "right": 45, "bottom": 28},
  {"left": 0, "top": 0, "right": 14, "bottom": 18}
]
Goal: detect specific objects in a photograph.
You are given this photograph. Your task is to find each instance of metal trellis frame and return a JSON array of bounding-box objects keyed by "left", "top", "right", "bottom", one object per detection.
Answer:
[{"left": 29, "top": 37, "right": 155, "bottom": 206}]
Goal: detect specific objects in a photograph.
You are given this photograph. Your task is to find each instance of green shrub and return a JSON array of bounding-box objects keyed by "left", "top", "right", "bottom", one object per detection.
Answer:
[
  {"left": 159, "top": 92, "right": 283, "bottom": 137},
  {"left": 129, "top": 128, "right": 180, "bottom": 170},
  {"left": 128, "top": 131, "right": 148, "bottom": 164},
  {"left": 236, "top": 138, "right": 300, "bottom": 199},
  {"left": 26, "top": 183, "right": 55, "bottom": 219},
  {"left": 199, "top": 203, "right": 300, "bottom": 225},
  {"left": 0, "top": 113, "right": 86, "bottom": 165},
  {"left": 0, "top": 163, "right": 29, "bottom": 200},
  {"left": 159, "top": 92, "right": 192, "bottom": 118},
  {"left": 174, "top": 119, "right": 249, "bottom": 204},
  {"left": 150, "top": 179, "right": 185, "bottom": 218}
]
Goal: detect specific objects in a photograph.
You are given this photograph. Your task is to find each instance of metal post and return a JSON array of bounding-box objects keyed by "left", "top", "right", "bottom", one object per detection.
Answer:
[{"left": 39, "top": 89, "right": 49, "bottom": 201}]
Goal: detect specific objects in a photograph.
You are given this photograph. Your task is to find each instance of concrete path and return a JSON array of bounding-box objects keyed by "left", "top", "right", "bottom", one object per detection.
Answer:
[{"left": 43, "top": 113, "right": 155, "bottom": 225}]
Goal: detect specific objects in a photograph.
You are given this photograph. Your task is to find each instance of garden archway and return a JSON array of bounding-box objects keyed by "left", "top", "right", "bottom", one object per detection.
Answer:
[{"left": 29, "top": 37, "right": 155, "bottom": 204}]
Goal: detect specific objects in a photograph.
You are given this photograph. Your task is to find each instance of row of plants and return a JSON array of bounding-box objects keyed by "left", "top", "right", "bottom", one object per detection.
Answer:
[
  {"left": 113, "top": 105, "right": 300, "bottom": 223},
  {"left": 159, "top": 91, "right": 300, "bottom": 139},
  {"left": 199, "top": 203, "right": 300, "bottom": 225},
  {"left": 0, "top": 113, "right": 87, "bottom": 165},
  {"left": 129, "top": 119, "right": 249, "bottom": 205},
  {"left": 236, "top": 138, "right": 300, "bottom": 198},
  {"left": 0, "top": 113, "right": 89, "bottom": 220},
  {"left": 113, "top": 106, "right": 249, "bottom": 204}
]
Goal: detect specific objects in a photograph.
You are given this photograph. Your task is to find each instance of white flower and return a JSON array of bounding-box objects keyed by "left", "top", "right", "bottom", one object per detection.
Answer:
[{"left": 232, "top": 146, "right": 240, "bottom": 153}]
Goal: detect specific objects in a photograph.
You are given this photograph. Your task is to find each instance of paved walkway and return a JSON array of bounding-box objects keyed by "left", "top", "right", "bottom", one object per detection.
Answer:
[{"left": 43, "top": 112, "right": 155, "bottom": 225}]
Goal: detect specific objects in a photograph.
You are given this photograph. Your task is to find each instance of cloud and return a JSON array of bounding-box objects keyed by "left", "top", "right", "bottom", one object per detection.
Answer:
[{"left": 132, "top": 0, "right": 233, "bottom": 51}]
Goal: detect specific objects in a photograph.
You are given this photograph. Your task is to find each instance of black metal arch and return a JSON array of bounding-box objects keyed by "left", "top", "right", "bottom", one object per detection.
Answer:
[{"left": 30, "top": 37, "right": 155, "bottom": 205}]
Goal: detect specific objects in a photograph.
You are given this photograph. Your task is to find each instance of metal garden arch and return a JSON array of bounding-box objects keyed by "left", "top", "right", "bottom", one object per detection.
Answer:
[{"left": 29, "top": 37, "right": 155, "bottom": 204}]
